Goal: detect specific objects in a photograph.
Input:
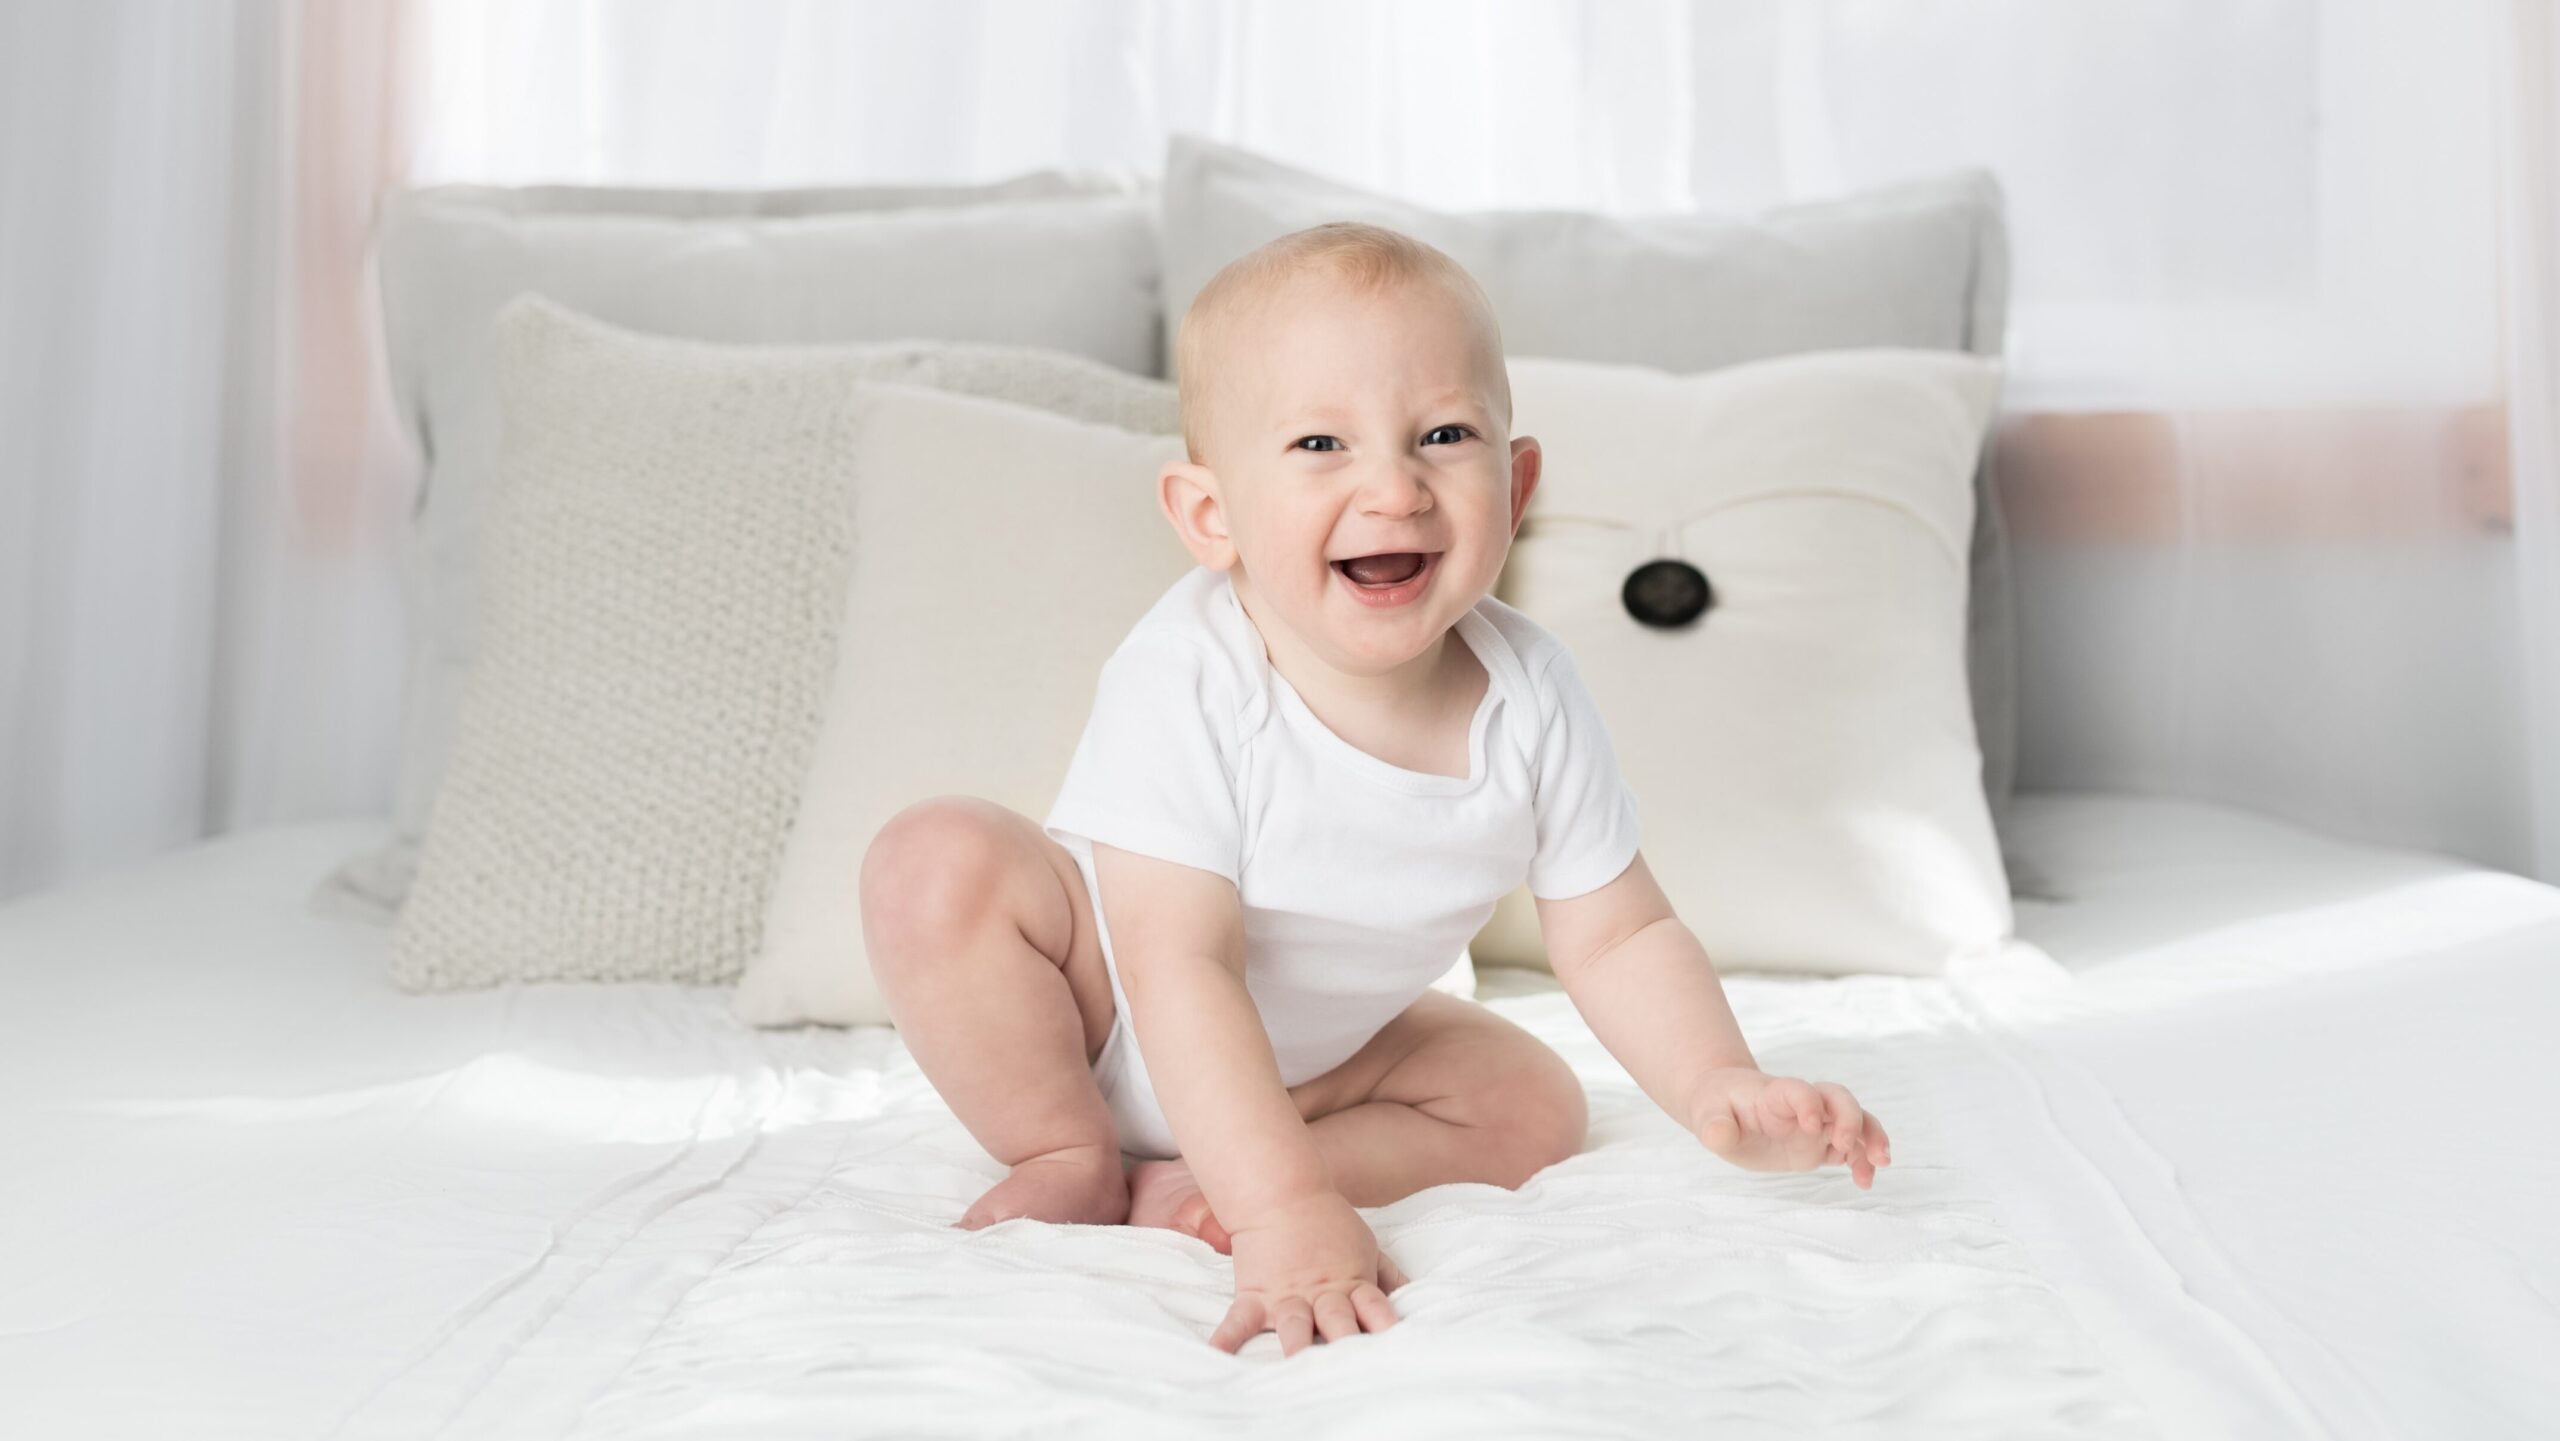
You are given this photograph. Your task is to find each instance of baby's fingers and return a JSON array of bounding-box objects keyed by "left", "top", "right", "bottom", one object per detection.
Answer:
[
  {"left": 1759, "top": 1076, "right": 1823, "bottom": 1137},
  {"left": 1378, "top": 1252, "right": 1410, "bottom": 1293},
  {"left": 1815, "top": 1083, "right": 1866, "bottom": 1161},
  {"left": 1351, "top": 1282, "right": 1398, "bottom": 1334},
  {"left": 1695, "top": 1096, "right": 1744, "bottom": 1153},
  {"left": 1863, "top": 1111, "right": 1893, "bottom": 1169},
  {"left": 1313, "top": 1291, "right": 1361, "bottom": 1345},
  {"left": 1210, "top": 1295, "right": 1267, "bottom": 1354},
  {"left": 1273, "top": 1297, "right": 1315, "bottom": 1357}
]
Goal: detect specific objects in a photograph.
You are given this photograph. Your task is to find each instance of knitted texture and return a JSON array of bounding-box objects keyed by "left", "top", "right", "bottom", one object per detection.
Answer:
[{"left": 390, "top": 297, "right": 1176, "bottom": 989}]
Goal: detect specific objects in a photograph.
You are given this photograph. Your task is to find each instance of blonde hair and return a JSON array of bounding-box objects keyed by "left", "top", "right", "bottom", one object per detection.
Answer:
[{"left": 1173, "top": 221, "right": 1509, "bottom": 465}]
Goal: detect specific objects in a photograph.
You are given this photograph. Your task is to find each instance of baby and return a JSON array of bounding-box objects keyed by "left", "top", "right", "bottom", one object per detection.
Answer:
[{"left": 861, "top": 221, "right": 1890, "bottom": 1357}]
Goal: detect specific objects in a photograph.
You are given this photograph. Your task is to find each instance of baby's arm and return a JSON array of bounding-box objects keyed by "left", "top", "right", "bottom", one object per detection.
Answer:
[
  {"left": 1537, "top": 850, "right": 1892, "bottom": 1187},
  {"left": 1090, "top": 842, "right": 1399, "bottom": 1351}
]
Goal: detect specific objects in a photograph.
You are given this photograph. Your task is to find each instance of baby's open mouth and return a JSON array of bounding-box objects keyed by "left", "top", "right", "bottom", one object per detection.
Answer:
[{"left": 1332, "top": 552, "right": 1434, "bottom": 588}]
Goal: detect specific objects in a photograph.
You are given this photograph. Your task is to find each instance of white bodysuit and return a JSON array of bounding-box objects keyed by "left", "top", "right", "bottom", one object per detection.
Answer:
[{"left": 1042, "top": 565, "right": 1642, "bottom": 1159}]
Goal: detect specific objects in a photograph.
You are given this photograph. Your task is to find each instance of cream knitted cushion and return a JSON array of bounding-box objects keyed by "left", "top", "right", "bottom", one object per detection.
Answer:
[
  {"left": 326, "top": 178, "right": 1159, "bottom": 925},
  {"left": 390, "top": 298, "right": 1177, "bottom": 991}
]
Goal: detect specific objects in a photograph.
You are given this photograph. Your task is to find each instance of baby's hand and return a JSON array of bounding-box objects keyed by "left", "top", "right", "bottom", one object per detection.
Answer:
[
  {"left": 1209, "top": 1190, "right": 1405, "bottom": 1357},
  {"left": 1687, "top": 1067, "right": 1892, "bottom": 1188}
]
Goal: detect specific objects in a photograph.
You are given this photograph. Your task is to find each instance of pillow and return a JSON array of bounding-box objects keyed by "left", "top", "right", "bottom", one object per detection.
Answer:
[
  {"left": 732, "top": 381, "right": 1474, "bottom": 1028},
  {"left": 1472, "top": 349, "right": 2011, "bottom": 977},
  {"left": 1155, "top": 133, "right": 2022, "bottom": 826},
  {"left": 328, "top": 174, "right": 1163, "bottom": 920},
  {"left": 390, "top": 298, "right": 1178, "bottom": 991},
  {"left": 731, "top": 383, "right": 1191, "bottom": 1027},
  {"left": 391, "top": 169, "right": 1137, "bottom": 223}
]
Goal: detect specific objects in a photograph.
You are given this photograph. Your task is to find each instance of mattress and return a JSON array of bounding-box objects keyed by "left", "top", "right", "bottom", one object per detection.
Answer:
[{"left": 1, "top": 795, "right": 2552, "bottom": 1440}]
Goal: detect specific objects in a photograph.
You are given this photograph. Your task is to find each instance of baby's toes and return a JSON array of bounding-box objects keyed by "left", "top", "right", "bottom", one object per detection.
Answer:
[{"left": 1184, "top": 1193, "right": 1233, "bottom": 1254}]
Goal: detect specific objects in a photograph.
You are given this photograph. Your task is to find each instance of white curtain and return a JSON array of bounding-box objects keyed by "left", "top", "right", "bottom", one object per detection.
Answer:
[
  {"left": 0, "top": 0, "right": 412, "bottom": 903},
  {"left": 6, "top": 0, "right": 2556, "bottom": 897},
  {"left": 2509, "top": 0, "right": 2560, "bottom": 883},
  {"left": 409, "top": 0, "right": 2504, "bottom": 411}
]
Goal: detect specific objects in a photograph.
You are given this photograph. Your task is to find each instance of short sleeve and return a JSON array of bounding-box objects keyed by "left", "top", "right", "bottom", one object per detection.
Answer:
[
  {"left": 1525, "top": 645, "right": 1643, "bottom": 899},
  {"left": 1043, "top": 635, "right": 1245, "bottom": 883}
]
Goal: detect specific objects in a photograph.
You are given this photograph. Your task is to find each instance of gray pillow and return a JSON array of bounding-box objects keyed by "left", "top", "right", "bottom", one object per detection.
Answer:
[
  {"left": 324, "top": 172, "right": 1166, "bottom": 921},
  {"left": 1156, "top": 133, "right": 2018, "bottom": 822}
]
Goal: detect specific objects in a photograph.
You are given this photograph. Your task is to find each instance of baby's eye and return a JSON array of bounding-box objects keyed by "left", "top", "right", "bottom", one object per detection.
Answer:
[
  {"left": 1293, "top": 435, "right": 1344, "bottom": 453},
  {"left": 1423, "top": 424, "right": 1474, "bottom": 446}
]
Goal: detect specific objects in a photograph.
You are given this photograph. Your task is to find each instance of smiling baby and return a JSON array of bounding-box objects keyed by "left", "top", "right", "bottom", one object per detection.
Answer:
[{"left": 859, "top": 221, "right": 1891, "bottom": 1357}]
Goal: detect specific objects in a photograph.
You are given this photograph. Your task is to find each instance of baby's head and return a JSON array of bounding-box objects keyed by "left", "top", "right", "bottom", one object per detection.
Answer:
[{"left": 1160, "top": 222, "right": 1541, "bottom": 677}]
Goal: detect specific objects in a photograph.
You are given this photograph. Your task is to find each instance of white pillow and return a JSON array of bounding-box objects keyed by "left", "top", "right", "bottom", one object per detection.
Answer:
[
  {"left": 390, "top": 300, "right": 1177, "bottom": 991},
  {"left": 732, "top": 383, "right": 1194, "bottom": 1027},
  {"left": 329, "top": 179, "right": 1162, "bottom": 921},
  {"left": 1474, "top": 349, "right": 2011, "bottom": 976}
]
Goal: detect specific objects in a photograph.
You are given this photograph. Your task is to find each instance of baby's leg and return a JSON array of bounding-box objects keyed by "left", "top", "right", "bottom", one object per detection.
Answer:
[
  {"left": 864, "top": 796, "right": 1126, "bottom": 1229},
  {"left": 1289, "top": 990, "right": 1589, "bottom": 1206},
  {"left": 1127, "top": 990, "right": 1586, "bottom": 1233}
]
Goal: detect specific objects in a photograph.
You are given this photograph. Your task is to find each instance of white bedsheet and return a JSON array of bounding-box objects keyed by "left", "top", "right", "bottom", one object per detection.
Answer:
[
  {"left": 1996, "top": 796, "right": 2560, "bottom": 1440},
  {"left": 0, "top": 797, "right": 2552, "bottom": 1439}
]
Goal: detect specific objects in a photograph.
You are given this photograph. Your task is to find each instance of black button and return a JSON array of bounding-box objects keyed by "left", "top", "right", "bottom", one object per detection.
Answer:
[{"left": 1622, "top": 558, "right": 1713, "bottom": 629}]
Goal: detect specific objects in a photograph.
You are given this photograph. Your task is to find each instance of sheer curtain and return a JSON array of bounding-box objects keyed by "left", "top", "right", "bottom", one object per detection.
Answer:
[
  {"left": 2509, "top": 0, "right": 2560, "bottom": 883},
  {"left": 0, "top": 0, "right": 413, "bottom": 903},
  {"left": 6, "top": 0, "right": 2556, "bottom": 899}
]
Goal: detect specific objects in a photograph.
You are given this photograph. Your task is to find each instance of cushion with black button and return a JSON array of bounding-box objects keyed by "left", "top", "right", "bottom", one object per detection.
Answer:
[{"left": 1477, "top": 349, "right": 2012, "bottom": 977}]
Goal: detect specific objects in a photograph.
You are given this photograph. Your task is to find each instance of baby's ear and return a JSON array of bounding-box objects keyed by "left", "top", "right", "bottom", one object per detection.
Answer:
[
  {"left": 1159, "top": 460, "right": 1238, "bottom": 571},
  {"left": 1507, "top": 435, "right": 1544, "bottom": 537}
]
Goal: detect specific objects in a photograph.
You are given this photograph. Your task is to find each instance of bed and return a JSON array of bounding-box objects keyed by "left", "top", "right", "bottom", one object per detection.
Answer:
[{"left": 3, "top": 794, "right": 2553, "bottom": 1439}]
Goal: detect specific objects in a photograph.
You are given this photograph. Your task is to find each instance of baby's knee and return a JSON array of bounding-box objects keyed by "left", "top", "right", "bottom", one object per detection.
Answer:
[
  {"left": 1482, "top": 1047, "right": 1589, "bottom": 1187},
  {"left": 860, "top": 797, "right": 1016, "bottom": 960}
]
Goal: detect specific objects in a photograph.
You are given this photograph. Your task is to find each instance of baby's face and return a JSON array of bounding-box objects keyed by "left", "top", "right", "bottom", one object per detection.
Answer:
[{"left": 1185, "top": 273, "right": 1539, "bottom": 677}]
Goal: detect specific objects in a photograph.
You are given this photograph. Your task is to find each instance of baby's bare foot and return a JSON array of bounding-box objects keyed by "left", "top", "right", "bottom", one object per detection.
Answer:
[
  {"left": 959, "top": 1143, "right": 1131, "bottom": 1230},
  {"left": 1125, "top": 1158, "right": 1232, "bottom": 1253}
]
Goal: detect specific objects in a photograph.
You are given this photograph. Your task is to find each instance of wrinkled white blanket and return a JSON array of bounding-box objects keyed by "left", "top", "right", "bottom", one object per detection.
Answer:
[{"left": 3, "top": 803, "right": 2553, "bottom": 1439}]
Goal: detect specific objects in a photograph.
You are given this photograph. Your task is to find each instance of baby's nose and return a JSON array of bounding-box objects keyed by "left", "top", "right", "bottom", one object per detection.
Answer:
[{"left": 1356, "top": 460, "right": 1433, "bottom": 514}]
